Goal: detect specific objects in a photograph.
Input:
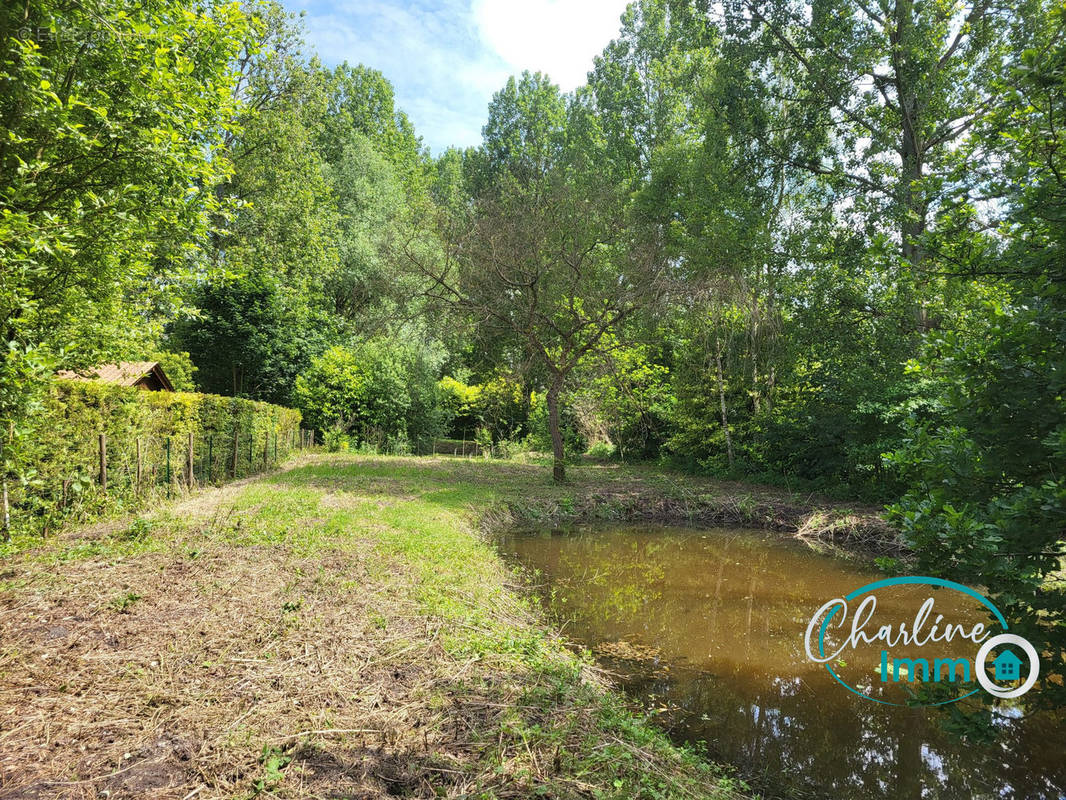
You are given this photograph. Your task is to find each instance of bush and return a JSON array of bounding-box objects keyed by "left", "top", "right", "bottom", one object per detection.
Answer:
[
  {"left": 586, "top": 441, "right": 616, "bottom": 460},
  {"left": 6, "top": 379, "right": 301, "bottom": 539},
  {"left": 294, "top": 341, "right": 447, "bottom": 448},
  {"left": 438, "top": 376, "right": 482, "bottom": 438},
  {"left": 438, "top": 372, "right": 529, "bottom": 444}
]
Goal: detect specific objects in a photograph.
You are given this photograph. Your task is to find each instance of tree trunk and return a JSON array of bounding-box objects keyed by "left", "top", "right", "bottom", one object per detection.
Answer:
[
  {"left": 546, "top": 378, "right": 566, "bottom": 484},
  {"left": 892, "top": 0, "right": 932, "bottom": 331},
  {"left": 750, "top": 289, "right": 761, "bottom": 415},
  {"left": 715, "top": 336, "right": 735, "bottom": 469}
]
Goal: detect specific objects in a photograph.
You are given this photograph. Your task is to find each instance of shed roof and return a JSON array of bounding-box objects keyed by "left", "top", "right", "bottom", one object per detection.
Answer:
[{"left": 56, "top": 361, "right": 175, "bottom": 392}]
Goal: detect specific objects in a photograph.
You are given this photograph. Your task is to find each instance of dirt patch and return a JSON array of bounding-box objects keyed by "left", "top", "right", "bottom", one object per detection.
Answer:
[
  {"left": 0, "top": 456, "right": 759, "bottom": 799},
  {"left": 0, "top": 520, "right": 446, "bottom": 798}
]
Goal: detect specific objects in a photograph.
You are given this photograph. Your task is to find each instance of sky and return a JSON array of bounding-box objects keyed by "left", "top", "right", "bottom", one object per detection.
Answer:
[{"left": 282, "top": 0, "right": 632, "bottom": 154}]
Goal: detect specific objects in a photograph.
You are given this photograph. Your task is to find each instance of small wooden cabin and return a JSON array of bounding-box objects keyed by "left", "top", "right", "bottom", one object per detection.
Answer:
[{"left": 57, "top": 361, "right": 175, "bottom": 392}]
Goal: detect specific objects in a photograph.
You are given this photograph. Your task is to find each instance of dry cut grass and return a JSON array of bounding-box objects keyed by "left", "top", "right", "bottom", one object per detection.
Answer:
[{"left": 0, "top": 454, "right": 747, "bottom": 800}]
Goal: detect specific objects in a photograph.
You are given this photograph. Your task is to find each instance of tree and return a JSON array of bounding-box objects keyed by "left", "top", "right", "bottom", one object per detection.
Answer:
[
  {"left": 0, "top": 0, "right": 247, "bottom": 361},
  {"left": 207, "top": 2, "right": 337, "bottom": 296},
  {"left": 0, "top": 0, "right": 249, "bottom": 508},
  {"left": 293, "top": 340, "right": 446, "bottom": 447},
  {"left": 887, "top": 5, "right": 1066, "bottom": 708},
  {"left": 405, "top": 75, "right": 667, "bottom": 482},
  {"left": 324, "top": 133, "right": 408, "bottom": 326},
  {"left": 586, "top": 0, "right": 715, "bottom": 184},
  {"left": 170, "top": 272, "right": 322, "bottom": 405},
  {"left": 319, "top": 63, "right": 423, "bottom": 185},
  {"left": 725, "top": 0, "right": 1019, "bottom": 326}
]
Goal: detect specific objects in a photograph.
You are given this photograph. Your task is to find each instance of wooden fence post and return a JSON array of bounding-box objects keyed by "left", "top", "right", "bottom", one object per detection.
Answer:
[
  {"left": 135, "top": 438, "right": 143, "bottom": 492},
  {"left": 1, "top": 422, "right": 11, "bottom": 541},
  {"left": 98, "top": 433, "right": 107, "bottom": 492},
  {"left": 186, "top": 431, "right": 195, "bottom": 490},
  {"left": 1, "top": 479, "right": 7, "bottom": 543}
]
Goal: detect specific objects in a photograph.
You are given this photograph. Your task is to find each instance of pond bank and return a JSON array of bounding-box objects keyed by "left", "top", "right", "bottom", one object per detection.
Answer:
[
  {"left": 480, "top": 458, "right": 900, "bottom": 556},
  {"left": 0, "top": 454, "right": 757, "bottom": 799}
]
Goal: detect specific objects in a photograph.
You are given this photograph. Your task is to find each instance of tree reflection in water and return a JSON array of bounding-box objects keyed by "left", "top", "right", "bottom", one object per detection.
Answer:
[{"left": 498, "top": 525, "right": 1066, "bottom": 800}]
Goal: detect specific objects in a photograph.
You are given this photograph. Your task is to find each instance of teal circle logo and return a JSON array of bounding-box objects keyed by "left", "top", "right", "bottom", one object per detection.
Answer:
[{"left": 803, "top": 576, "right": 1039, "bottom": 706}]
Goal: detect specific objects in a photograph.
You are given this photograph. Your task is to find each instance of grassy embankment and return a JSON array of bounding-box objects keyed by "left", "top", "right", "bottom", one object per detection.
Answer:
[{"left": 0, "top": 454, "right": 888, "bottom": 798}]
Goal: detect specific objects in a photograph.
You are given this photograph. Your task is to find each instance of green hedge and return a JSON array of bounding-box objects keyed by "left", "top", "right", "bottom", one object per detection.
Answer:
[{"left": 10, "top": 380, "right": 303, "bottom": 536}]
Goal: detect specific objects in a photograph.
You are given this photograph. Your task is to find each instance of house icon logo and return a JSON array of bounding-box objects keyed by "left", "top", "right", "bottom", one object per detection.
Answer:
[
  {"left": 993, "top": 649, "right": 1023, "bottom": 681},
  {"left": 807, "top": 577, "right": 1042, "bottom": 704}
]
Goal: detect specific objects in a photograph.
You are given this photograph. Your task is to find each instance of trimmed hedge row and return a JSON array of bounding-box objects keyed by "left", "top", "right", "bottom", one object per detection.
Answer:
[{"left": 11, "top": 379, "right": 303, "bottom": 536}]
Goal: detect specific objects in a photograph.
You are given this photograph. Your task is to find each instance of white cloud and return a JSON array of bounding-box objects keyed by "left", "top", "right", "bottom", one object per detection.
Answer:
[
  {"left": 283, "top": 0, "right": 630, "bottom": 153},
  {"left": 472, "top": 0, "right": 630, "bottom": 89}
]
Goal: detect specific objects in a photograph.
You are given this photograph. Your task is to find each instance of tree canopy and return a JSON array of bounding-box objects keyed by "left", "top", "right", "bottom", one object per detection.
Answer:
[{"left": 2, "top": 0, "right": 1063, "bottom": 714}]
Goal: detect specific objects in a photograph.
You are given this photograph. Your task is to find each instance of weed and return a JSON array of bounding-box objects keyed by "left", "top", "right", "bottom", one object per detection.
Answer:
[
  {"left": 118, "top": 517, "right": 155, "bottom": 542},
  {"left": 109, "top": 591, "right": 141, "bottom": 613},
  {"left": 254, "top": 745, "right": 292, "bottom": 794}
]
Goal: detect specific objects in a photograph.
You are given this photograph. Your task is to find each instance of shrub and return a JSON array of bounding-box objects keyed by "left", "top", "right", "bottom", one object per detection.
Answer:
[
  {"left": 294, "top": 340, "right": 447, "bottom": 448},
  {"left": 438, "top": 376, "right": 482, "bottom": 438},
  {"left": 5, "top": 379, "right": 301, "bottom": 540}
]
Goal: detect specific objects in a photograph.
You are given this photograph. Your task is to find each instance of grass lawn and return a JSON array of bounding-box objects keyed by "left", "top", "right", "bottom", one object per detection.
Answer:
[{"left": 0, "top": 453, "right": 873, "bottom": 799}]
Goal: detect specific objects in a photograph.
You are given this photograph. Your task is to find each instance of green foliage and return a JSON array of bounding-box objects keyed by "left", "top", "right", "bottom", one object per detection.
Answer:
[
  {"left": 481, "top": 72, "right": 566, "bottom": 185},
  {"left": 438, "top": 376, "right": 483, "bottom": 438},
  {"left": 439, "top": 373, "right": 531, "bottom": 446},
  {"left": 0, "top": 0, "right": 249, "bottom": 363},
  {"left": 294, "top": 340, "right": 446, "bottom": 449},
  {"left": 170, "top": 272, "right": 323, "bottom": 405},
  {"left": 6, "top": 379, "right": 300, "bottom": 541},
  {"left": 214, "top": 2, "right": 337, "bottom": 298},
  {"left": 478, "top": 373, "right": 529, "bottom": 443},
  {"left": 572, "top": 338, "right": 674, "bottom": 460},
  {"left": 255, "top": 745, "right": 292, "bottom": 793},
  {"left": 887, "top": 5, "right": 1066, "bottom": 707},
  {"left": 319, "top": 62, "right": 423, "bottom": 180},
  {"left": 324, "top": 134, "right": 407, "bottom": 322},
  {"left": 109, "top": 591, "right": 142, "bottom": 613},
  {"left": 526, "top": 391, "right": 586, "bottom": 458}
]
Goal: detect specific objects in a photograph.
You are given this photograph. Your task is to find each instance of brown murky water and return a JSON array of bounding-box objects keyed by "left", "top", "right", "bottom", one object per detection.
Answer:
[{"left": 496, "top": 524, "right": 1066, "bottom": 800}]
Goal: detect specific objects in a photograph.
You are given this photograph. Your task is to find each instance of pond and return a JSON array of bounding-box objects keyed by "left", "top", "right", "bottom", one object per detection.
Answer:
[{"left": 496, "top": 524, "right": 1066, "bottom": 799}]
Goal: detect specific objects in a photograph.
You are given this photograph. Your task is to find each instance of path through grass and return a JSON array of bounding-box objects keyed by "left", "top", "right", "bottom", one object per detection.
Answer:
[{"left": 0, "top": 454, "right": 751, "bottom": 799}]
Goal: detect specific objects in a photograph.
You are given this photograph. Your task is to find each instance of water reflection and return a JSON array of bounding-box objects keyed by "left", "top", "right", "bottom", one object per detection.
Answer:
[{"left": 497, "top": 525, "right": 1066, "bottom": 800}]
